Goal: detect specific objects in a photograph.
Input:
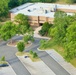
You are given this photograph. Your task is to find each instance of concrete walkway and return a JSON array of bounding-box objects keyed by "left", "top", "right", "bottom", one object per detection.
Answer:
[
  {"left": 34, "top": 26, "right": 50, "bottom": 39},
  {"left": 0, "top": 65, "right": 16, "bottom": 75},
  {"left": 46, "top": 50, "right": 76, "bottom": 75},
  {"left": 18, "top": 56, "right": 56, "bottom": 75}
]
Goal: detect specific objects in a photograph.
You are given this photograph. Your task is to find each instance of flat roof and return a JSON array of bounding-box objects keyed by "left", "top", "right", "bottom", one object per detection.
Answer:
[{"left": 10, "top": 3, "right": 75, "bottom": 18}]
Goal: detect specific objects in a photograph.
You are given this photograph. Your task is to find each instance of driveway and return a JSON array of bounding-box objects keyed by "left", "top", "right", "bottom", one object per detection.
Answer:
[
  {"left": 0, "top": 37, "right": 30, "bottom": 75},
  {"left": 25, "top": 38, "right": 70, "bottom": 75},
  {"left": 0, "top": 36, "right": 70, "bottom": 75}
]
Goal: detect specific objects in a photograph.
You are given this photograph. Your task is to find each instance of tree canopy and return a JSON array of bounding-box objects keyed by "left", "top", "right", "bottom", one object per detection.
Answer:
[
  {"left": 0, "top": 0, "right": 9, "bottom": 18},
  {"left": 14, "top": 14, "right": 30, "bottom": 35},
  {"left": 0, "top": 21, "right": 17, "bottom": 41},
  {"left": 39, "top": 11, "right": 76, "bottom": 61}
]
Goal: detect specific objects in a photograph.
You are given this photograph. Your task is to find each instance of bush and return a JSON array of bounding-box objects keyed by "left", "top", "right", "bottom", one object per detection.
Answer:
[
  {"left": 1, "top": 56, "right": 5, "bottom": 61},
  {"left": 23, "top": 35, "right": 29, "bottom": 43},
  {"left": 17, "top": 42, "right": 25, "bottom": 52},
  {"left": 23, "top": 35, "right": 34, "bottom": 43},
  {"left": 39, "top": 22, "right": 52, "bottom": 36},
  {"left": 29, "top": 50, "right": 33, "bottom": 55},
  {"left": 33, "top": 52, "right": 38, "bottom": 58},
  {"left": 39, "top": 30, "right": 46, "bottom": 36}
]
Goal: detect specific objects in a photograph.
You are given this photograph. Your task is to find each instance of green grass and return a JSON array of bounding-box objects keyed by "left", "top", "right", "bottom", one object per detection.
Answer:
[
  {"left": 16, "top": 52, "right": 26, "bottom": 56},
  {"left": 51, "top": 45, "right": 65, "bottom": 57},
  {"left": 70, "top": 58, "right": 76, "bottom": 67},
  {"left": 39, "top": 40, "right": 76, "bottom": 67},
  {"left": 16, "top": 52, "right": 41, "bottom": 62},
  {"left": 0, "top": 61, "right": 8, "bottom": 64},
  {"left": 28, "top": 53, "right": 41, "bottom": 62}
]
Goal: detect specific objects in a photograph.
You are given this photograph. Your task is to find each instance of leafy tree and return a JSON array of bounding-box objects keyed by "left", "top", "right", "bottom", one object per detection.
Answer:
[
  {"left": 64, "top": 21, "right": 76, "bottom": 60},
  {"left": 0, "top": 0, "right": 9, "bottom": 18},
  {"left": 17, "top": 41, "right": 25, "bottom": 52},
  {"left": 31, "top": 0, "right": 56, "bottom": 2},
  {"left": 23, "top": 35, "right": 34, "bottom": 43},
  {"left": 64, "top": 0, "right": 75, "bottom": 4},
  {"left": 0, "top": 21, "right": 17, "bottom": 41},
  {"left": 15, "top": 13, "right": 28, "bottom": 25},
  {"left": 15, "top": 14, "right": 30, "bottom": 35},
  {"left": 8, "top": 0, "right": 19, "bottom": 8},
  {"left": 18, "top": 0, "right": 31, "bottom": 5},
  {"left": 39, "top": 22, "right": 52, "bottom": 36},
  {"left": 53, "top": 11, "right": 68, "bottom": 45},
  {"left": 23, "top": 35, "right": 30, "bottom": 43}
]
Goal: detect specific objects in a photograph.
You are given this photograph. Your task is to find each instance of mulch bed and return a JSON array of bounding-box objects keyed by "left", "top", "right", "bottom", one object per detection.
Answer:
[{"left": 7, "top": 40, "right": 31, "bottom": 47}]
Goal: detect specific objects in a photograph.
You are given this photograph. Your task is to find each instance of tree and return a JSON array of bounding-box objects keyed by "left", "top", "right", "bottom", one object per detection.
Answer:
[
  {"left": 64, "top": 0, "right": 75, "bottom": 4},
  {"left": 39, "top": 22, "right": 52, "bottom": 36},
  {"left": 15, "top": 13, "right": 28, "bottom": 25},
  {"left": 15, "top": 14, "right": 30, "bottom": 35},
  {"left": 64, "top": 21, "right": 76, "bottom": 60},
  {"left": 17, "top": 42, "right": 25, "bottom": 52},
  {"left": 0, "top": 0, "right": 9, "bottom": 18},
  {"left": 0, "top": 21, "right": 17, "bottom": 41},
  {"left": 23, "top": 35, "right": 30, "bottom": 43},
  {"left": 52, "top": 11, "right": 68, "bottom": 45},
  {"left": 18, "top": 0, "right": 31, "bottom": 5},
  {"left": 8, "top": 0, "right": 19, "bottom": 9},
  {"left": 23, "top": 34, "right": 34, "bottom": 43}
]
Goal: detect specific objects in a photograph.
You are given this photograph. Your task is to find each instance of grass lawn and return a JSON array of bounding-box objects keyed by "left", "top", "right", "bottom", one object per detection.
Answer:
[
  {"left": 16, "top": 52, "right": 26, "bottom": 56},
  {"left": 0, "top": 61, "right": 8, "bottom": 64},
  {"left": 70, "top": 58, "right": 76, "bottom": 67},
  {"left": 39, "top": 40, "right": 76, "bottom": 67},
  {"left": 16, "top": 52, "right": 41, "bottom": 62},
  {"left": 50, "top": 45, "right": 76, "bottom": 67},
  {"left": 27, "top": 53, "right": 41, "bottom": 62}
]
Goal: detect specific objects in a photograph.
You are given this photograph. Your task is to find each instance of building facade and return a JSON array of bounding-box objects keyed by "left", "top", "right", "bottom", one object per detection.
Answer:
[{"left": 9, "top": 3, "right": 76, "bottom": 26}]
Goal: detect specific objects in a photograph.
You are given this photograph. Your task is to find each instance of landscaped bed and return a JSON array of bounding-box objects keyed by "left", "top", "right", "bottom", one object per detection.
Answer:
[
  {"left": 7, "top": 40, "right": 32, "bottom": 47},
  {"left": 16, "top": 52, "right": 40, "bottom": 62},
  {"left": 0, "top": 61, "right": 8, "bottom": 67}
]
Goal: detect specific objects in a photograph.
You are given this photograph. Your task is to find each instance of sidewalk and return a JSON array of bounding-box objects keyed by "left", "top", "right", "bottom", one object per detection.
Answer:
[
  {"left": 46, "top": 50, "right": 76, "bottom": 75},
  {"left": 18, "top": 56, "right": 56, "bottom": 75},
  {"left": 34, "top": 26, "right": 50, "bottom": 39},
  {"left": 0, "top": 65, "right": 16, "bottom": 75}
]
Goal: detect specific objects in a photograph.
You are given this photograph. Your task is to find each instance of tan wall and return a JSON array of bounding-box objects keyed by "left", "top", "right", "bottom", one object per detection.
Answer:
[
  {"left": 10, "top": 13, "right": 54, "bottom": 26},
  {"left": 28, "top": 16, "right": 38, "bottom": 21},
  {"left": 10, "top": 7, "right": 76, "bottom": 26},
  {"left": 10, "top": 13, "right": 16, "bottom": 21},
  {"left": 28, "top": 16, "right": 54, "bottom": 26},
  {"left": 57, "top": 8, "right": 76, "bottom": 13}
]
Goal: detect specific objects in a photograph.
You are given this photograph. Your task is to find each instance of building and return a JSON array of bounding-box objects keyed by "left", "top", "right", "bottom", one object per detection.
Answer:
[{"left": 9, "top": 3, "right": 76, "bottom": 26}]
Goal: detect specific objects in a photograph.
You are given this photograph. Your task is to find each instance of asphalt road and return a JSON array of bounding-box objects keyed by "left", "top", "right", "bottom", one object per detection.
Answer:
[
  {"left": 0, "top": 36, "right": 70, "bottom": 75},
  {"left": 26, "top": 38, "right": 70, "bottom": 75},
  {"left": 0, "top": 37, "right": 30, "bottom": 75}
]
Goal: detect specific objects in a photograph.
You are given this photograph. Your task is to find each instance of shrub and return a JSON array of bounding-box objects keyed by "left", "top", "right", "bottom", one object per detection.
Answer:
[
  {"left": 23, "top": 35, "right": 34, "bottom": 43},
  {"left": 17, "top": 42, "right": 25, "bottom": 52},
  {"left": 33, "top": 52, "right": 38, "bottom": 58},
  {"left": 39, "top": 22, "right": 52, "bottom": 36},
  {"left": 1, "top": 56, "right": 5, "bottom": 61},
  {"left": 29, "top": 50, "right": 33, "bottom": 55},
  {"left": 39, "top": 30, "right": 46, "bottom": 36}
]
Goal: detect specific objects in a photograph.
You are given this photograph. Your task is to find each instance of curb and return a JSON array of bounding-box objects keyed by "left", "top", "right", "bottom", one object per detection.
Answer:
[
  {"left": 37, "top": 48, "right": 51, "bottom": 51},
  {"left": 46, "top": 50, "right": 72, "bottom": 75},
  {"left": 16, "top": 55, "right": 31, "bottom": 74},
  {"left": 7, "top": 41, "right": 32, "bottom": 48}
]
